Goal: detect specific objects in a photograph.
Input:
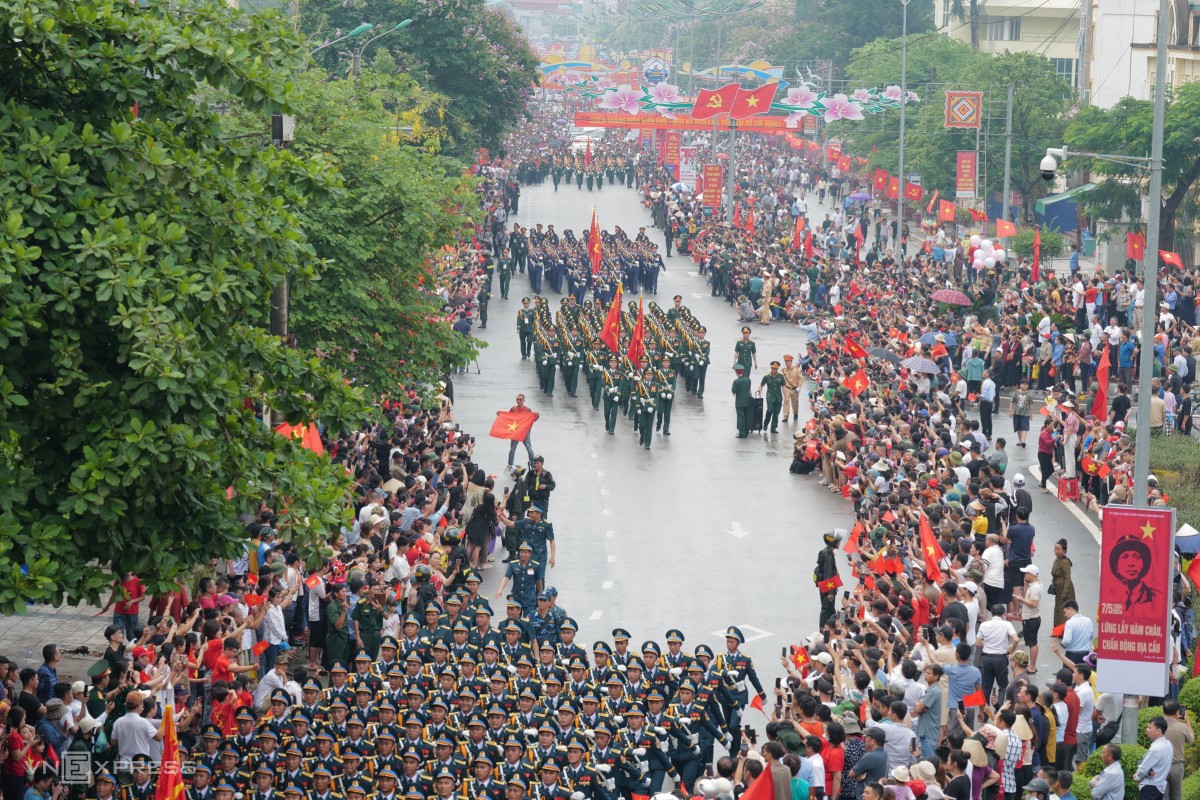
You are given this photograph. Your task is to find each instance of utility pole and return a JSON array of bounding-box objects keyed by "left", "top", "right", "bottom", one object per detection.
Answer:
[
  {"left": 897, "top": 0, "right": 910, "bottom": 231},
  {"left": 1078, "top": 0, "right": 1092, "bottom": 103},
  {"left": 725, "top": 121, "right": 737, "bottom": 223},
  {"left": 1001, "top": 84, "right": 1013, "bottom": 226}
]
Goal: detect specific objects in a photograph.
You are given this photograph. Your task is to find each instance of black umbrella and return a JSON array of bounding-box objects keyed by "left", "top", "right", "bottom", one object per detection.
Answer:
[{"left": 868, "top": 347, "right": 903, "bottom": 365}]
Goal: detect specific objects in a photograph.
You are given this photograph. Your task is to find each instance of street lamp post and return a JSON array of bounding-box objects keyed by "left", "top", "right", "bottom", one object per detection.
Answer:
[
  {"left": 352, "top": 19, "right": 412, "bottom": 78},
  {"left": 896, "top": 0, "right": 910, "bottom": 241}
]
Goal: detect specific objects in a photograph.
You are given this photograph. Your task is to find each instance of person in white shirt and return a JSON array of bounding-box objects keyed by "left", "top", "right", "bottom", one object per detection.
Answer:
[
  {"left": 252, "top": 654, "right": 290, "bottom": 711},
  {"left": 1089, "top": 743, "right": 1126, "bottom": 800},
  {"left": 976, "top": 603, "right": 1018, "bottom": 704},
  {"left": 980, "top": 535, "right": 1006, "bottom": 609},
  {"left": 1017, "top": 566, "right": 1043, "bottom": 669},
  {"left": 111, "top": 690, "right": 166, "bottom": 769},
  {"left": 961, "top": 583, "right": 980, "bottom": 645},
  {"left": 1073, "top": 663, "right": 1096, "bottom": 766}
]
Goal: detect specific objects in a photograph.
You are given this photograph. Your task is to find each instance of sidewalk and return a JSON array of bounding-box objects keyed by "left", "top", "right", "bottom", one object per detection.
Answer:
[{"left": 0, "top": 598, "right": 110, "bottom": 682}]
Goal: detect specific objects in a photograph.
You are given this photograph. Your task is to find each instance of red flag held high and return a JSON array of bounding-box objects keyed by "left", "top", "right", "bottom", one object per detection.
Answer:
[
  {"left": 886, "top": 177, "right": 899, "bottom": 199},
  {"left": 1126, "top": 230, "right": 1146, "bottom": 260},
  {"left": 845, "top": 338, "right": 868, "bottom": 359},
  {"left": 626, "top": 297, "right": 646, "bottom": 365},
  {"left": 968, "top": 208, "right": 989, "bottom": 224},
  {"left": 919, "top": 514, "right": 944, "bottom": 582},
  {"left": 804, "top": 229, "right": 814, "bottom": 261},
  {"left": 584, "top": 139, "right": 592, "bottom": 167},
  {"left": 903, "top": 183, "right": 924, "bottom": 202},
  {"left": 844, "top": 521, "right": 864, "bottom": 554},
  {"left": 1032, "top": 226, "right": 1041, "bottom": 282},
  {"left": 1161, "top": 250, "right": 1184, "bottom": 268},
  {"left": 962, "top": 689, "right": 987, "bottom": 708},
  {"left": 873, "top": 170, "right": 889, "bottom": 191},
  {"left": 843, "top": 369, "right": 869, "bottom": 397},
  {"left": 156, "top": 703, "right": 184, "bottom": 800},
  {"left": 600, "top": 282, "right": 623, "bottom": 351},
  {"left": 489, "top": 410, "right": 537, "bottom": 441},
  {"left": 1091, "top": 343, "right": 1111, "bottom": 419},
  {"left": 926, "top": 189, "right": 939, "bottom": 214},
  {"left": 837, "top": 155, "right": 852, "bottom": 172},
  {"left": 729, "top": 84, "right": 777, "bottom": 120},
  {"left": 996, "top": 219, "right": 1016, "bottom": 237},
  {"left": 588, "top": 208, "right": 603, "bottom": 274},
  {"left": 1189, "top": 557, "right": 1200, "bottom": 595},
  {"left": 937, "top": 200, "right": 956, "bottom": 222},
  {"left": 791, "top": 647, "right": 810, "bottom": 670},
  {"left": 744, "top": 207, "right": 756, "bottom": 237},
  {"left": 748, "top": 694, "right": 765, "bottom": 714},
  {"left": 732, "top": 204, "right": 742, "bottom": 228},
  {"left": 691, "top": 84, "right": 740, "bottom": 119},
  {"left": 792, "top": 214, "right": 806, "bottom": 251}
]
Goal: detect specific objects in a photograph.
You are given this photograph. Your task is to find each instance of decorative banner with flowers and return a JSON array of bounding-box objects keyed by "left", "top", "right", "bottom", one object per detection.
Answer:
[{"left": 588, "top": 81, "right": 920, "bottom": 124}]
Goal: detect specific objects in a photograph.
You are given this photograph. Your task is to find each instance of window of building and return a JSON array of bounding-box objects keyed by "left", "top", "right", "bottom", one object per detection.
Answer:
[
  {"left": 942, "top": 0, "right": 951, "bottom": 28},
  {"left": 984, "top": 17, "right": 1021, "bottom": 41},
  {"left": 1050, "top": 57, "right": 1077, "bottom": 86}
]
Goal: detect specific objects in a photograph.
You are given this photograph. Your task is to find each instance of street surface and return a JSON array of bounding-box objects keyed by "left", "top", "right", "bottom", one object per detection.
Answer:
[{"left": 450, "top": 175, "right": 1102, "bottom": 677}]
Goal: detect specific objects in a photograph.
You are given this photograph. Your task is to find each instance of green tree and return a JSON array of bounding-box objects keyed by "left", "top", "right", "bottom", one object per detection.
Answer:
[
  {"left": 300, "top": 0, "right": 538, "bottom": 156},
  {"left": 219, "top": 70, "right": 484, "bottom": 389},
  {"left": 805, "top": 0, "right": 934, "bottom": 68},
  {"left": 1067, "top": 81, "right": 1200, "bottom": 254},
  {"left": 947, "top": 0, "right": 981, "bottom": 51},
  {"left": 0, "top": 0, "right": 366, "bottom": 613}
]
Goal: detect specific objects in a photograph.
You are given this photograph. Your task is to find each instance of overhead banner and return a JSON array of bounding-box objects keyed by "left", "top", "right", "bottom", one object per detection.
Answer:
[
  {"left": 574, "top": 112, "right": 789, "bottom": 133},
  {"left": 945, "top": 91, "right": 983, "bottom": 129},
  {"left": 703, "top": 164, "right": 723, "bottom": 208},
  {"left": 1096, "top": 505, "right": 1176, "bottom": 697},
  {"left": 955, "top": 151, "right": 977, "bottom": 199},
  {"left": 664, "top": 131, "right": 681, "bottom": 165},
  {"left": 679, "top": 146, "right": 700, "bottom": 185}
]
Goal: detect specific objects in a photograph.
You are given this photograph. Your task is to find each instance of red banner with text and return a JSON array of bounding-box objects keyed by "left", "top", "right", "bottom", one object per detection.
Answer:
[
  {"left": 574, "top": 112, "right": 789, "bottom": 134},
  {"left": 1097, "top": 506, "right": 1175, "bottom": 665},
  {"left": 955, "top": 151, "right": 977, "bottom": 199},
  {"left": 703, "top": 165, "right": 723, "bottom": 208}
]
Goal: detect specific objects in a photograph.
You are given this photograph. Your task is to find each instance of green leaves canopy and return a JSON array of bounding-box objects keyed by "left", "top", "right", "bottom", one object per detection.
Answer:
[{"left": 0, "top": 0, "right": 366, "bottom": 612}]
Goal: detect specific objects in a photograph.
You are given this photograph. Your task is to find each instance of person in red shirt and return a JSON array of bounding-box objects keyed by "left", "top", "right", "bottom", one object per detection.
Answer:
[
  {"left": 212, "top": 637, "right": 257, "bottom": 686},
  {"left": 102, "top": 571, "right": 145, "bottom": 641},
  {"left": 1055, "top": 679, "right": 1080, "bottom": 770},
  {"left": 823, "top": 722, "right": 847, "bottom": 800},
  {"left": 209, "top": 682, "right": 237, "bottom": 735}
]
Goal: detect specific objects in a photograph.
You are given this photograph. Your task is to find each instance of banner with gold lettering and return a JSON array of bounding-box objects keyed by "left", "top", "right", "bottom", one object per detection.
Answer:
[
  {"left": 955, "top": 151, "right": 977, "bottom": 199},
  {"left": 703, "top": 165, "right": 722, "bottom": 208},
  {"left": 1095, "top": 505, "right": 1175, "bottom": 696}
]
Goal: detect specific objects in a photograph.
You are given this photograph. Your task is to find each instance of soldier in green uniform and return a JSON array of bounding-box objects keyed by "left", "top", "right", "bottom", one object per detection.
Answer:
[
  {"left": 559, "top": 338, "right": 580, "bottom": 398},
  {"left": 498, "top": 249, "right": 513, "bottom": 300},
  {"left": 655, "top": 355, "right": 676, "bottom": 436},
  {"left": 635, "top": 368, "right": 658, "bottom": 450},
  {"left": 733, "top": 327, "right": 757, "bottom": 373},
  {"left": 731, "top": 366, "right": 751, "bottom": 438},
  {"left": 586, "top": 341, "right": 606, "bottom": 411},
  {"left": 538, "top": 332, "right": 558, "bottom": 397},
  {"left": 757, "top": 360, "right": 786, "bottom": 434},
  {"left": 551, "top": 157, "right": 562, "bottom": 192},
  {"left": 617, "top": 355, "right": 633, "bottom": 417},
  {"left": 517, "top": 299, "right": 536, "bottom": 360},
  {"left": 601, "top": 357, "right": 621, "bottom": 435},
  {"left": 665, "top": 295, "right": 687, "bottom": 322},
  {"left": 576, "top": 168, "right": 584, "bottom": 190},
  {"left": 692, "top": 327, "right": 710, "bottom": 399}
]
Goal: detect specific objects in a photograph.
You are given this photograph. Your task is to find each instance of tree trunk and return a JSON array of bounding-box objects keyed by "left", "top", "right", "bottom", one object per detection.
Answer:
[
  {"left": 1158, "top": 156, "right": 1200, "bottom": 255},
  {"left": 970, "top": 2, "right": 980, "bottom": 51}
]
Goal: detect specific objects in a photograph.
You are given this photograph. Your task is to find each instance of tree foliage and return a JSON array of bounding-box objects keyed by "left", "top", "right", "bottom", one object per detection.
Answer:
[
  {"left": 300, "top": 0, "right": 538, "bottom": 157},
  {"left": 0, "top": 0, "right": 367, "bottom": 613},
  {"left": 220, "top": 69, "right": 484, "bottom": 390},
  {"left": 1067, "top": 81, "right": 1200, "bottom": 253}
]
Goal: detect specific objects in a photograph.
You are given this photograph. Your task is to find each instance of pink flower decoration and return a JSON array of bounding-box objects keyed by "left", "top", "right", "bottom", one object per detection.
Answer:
[
  {"left": 907, "top": 90, "right": 920, "bottom": 102},
  {"left": 648, "top": 83, "right": 684, "bottom": 104},
  {"left": 783, "top": 86, "right": 817, "bottom": 109},
  {"left": 560, "top": 70, "right": 584, "bottom": 85},
  {"left": 852, "top": 88, "right": 872, "bottom": 102},
  {"left": 598, "top": 86, "right": 641, "bottom": 114},
  {"left": 823, "top": 94, "right": 865, "bottom": 122},
  {"left": 883, "top": 85, "right": 903, "bottom": 102}
]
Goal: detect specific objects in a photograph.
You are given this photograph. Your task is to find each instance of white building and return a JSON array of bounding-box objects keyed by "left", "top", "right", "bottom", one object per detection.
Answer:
[{"left": 935, "top": 0, "right": 1082, "bottom": 87}]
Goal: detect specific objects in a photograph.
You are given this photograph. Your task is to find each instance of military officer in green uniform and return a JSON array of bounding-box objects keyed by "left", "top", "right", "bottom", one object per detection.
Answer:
[
  {"left": 733, "top": 327, "right": 757, "bottom": 373},
  {"left": 665, "top": 295, "right": 687, "bottom": 322},
  {"left": 601, "top": 357, "right": 621, "bottom": 434},
  {"left": 576, "top": 168, "right": 584, "bottom": 190},
  {"left": 586, "top": 340, "right": 606, "bottom": 411},
  {"left": 635, "top": 368, "right": 658, "bottom": 450},
  {"left": 757, "top": 360, "right": 785, "bottom": 434},
  {"left": 498, "top": 249, "right": 513, "bottom": 300},
  {"left": 559, "top": 338, "right": 580, "bottom": 398},
  {"left": 655, "top": 355, "right": 676, "bottom": 436},
  {"left": 517, "top": 299, "right": 536, "bottom": 360},
  {"left": 731, "top": 366, "right": 751, "bottom": 438}
]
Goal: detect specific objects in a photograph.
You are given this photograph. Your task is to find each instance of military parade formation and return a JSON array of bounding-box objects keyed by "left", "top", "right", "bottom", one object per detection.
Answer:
[{"left": 164, "top": 622, "right": 765, "bottom": 800}]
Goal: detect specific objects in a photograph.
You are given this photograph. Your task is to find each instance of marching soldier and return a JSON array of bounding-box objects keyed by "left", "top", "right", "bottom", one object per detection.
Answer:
[
  {"left": 633, "top": 367, "right": 658, "bottom": 450},
  {"left": 734, "top": 326, "right": 757, "bottom": 372},
  {"left": 517, "top": 299, "right": 536, "bottom": 360},
  {"left": 713, "top": 626, "right": 766, "bottom": 756},
  {"left": 758, "top": 360, "right": 786, "bottom": 434},
  {"left": 655, "top": 355, "right": 676, "bottom": 436}
]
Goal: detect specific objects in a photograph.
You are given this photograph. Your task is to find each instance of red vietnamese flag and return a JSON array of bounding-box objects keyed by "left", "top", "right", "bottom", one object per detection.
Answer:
[
  {"left": 729, "top": 84, "right": 777, "bottom": 120},
  {"left": 938, "top": 200, "right": 956, "bottom": 223},
  {"left": 968, "top": 208, "right": 989, "bottom": 224},
  {"left": 886, "top": 177, "right": 900, "bottom": 199},
  {"left": 732, "top": 204, "right": 742, "bottom": 228},
  {"left": 881, "top": 510, "right": 896, "bottom": 524},
  {"left": 873, "top": 169, "right": 889, "bottom": 191},
  {"left": 600, "top": 282, "right": 624, "bottom": 351},
  {"left": 1127, "top": 230, "right": 1146, "bottom": 260},
  {"left": 584, "top": 139, "right": 592, "bottom": 167},
  {"left": 818, "top": 574, "right": 844, "bottom": 593},
  {"left": 792, "top": 214, "right": 806, "bottom": 251},
  {"left": 845, "top": 521, "right": 865, "bottom": 554},
  {"left": 926, "top": 189, "right": 939, "bottom": 214},
  {"left": 1091, "top": 343, "right": 1111, "bottom": 419},
  {"left": 791, "top": 646, "right": 810, "bottom": 670},
  {"left": 588, "top": 208, "right": 603, "bottom": 274},
  {"left": 1161, "top": 250, "right": 1184, "bottom": 268},
  {"left": 1052, "top": 623, "right": 1065, "bottom": 637},
  {"left": 843, "top": 368, "right": 869, "bottom": 397},
  {"left": 837, "top": 155, "right": 852, "bottom": 172},
  {"left": 1032, "top": 226, "right": 1042, "bottom": 281},
  {"left": 156, "top": 702, "right": 184, "bottom": 800},
  {"left": 489, "top": 409, "right": 537, "bottom": 441},
  {"left": 845, "top": 338, "right": 868, "bottom": 359},
  {"left": 626, "top": 297, "right": 646, "bottom": 365},
  {"left": 749, "top": 694, "right": 765, "bottom": 714},
  {"left": 962, "top": 689, "right": 987, "bottom": 708},
  {"left": 804, "top": 229, "right": 814, "bottom": 261},
  {"left": 919, "top": 514, "right": 944, "bottom": 582},
  {"left": 996, "top": 219, "right": 1016, "bottom": 237},
  {"left": 904, "top": 183, "right": 924, "bottom": 202},
  {"left": 252, "top": 640, "right": 270, "bottom": 657},
  {"left": 304, "top": 573, "right": 321, "bottom": 590},
  {"left": 848, "top": 281, "right": 864, "bottom": 299},
  {"left": 691, "top": 83, "right": 740, "bottom": 119},
  {"left": 739, "top": 763, "right": 775, "bottom": 800},
  {"left": 744, "top": 207, "right": 756, "bottom": 237}
]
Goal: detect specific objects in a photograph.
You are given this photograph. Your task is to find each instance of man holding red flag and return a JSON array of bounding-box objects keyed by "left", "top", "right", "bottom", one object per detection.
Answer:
[
  {"left": 492, "top": 394, "right": 539, "bottom": 469},
  {"left": 600, "top": 282, "right": 624, "bottom": 351},
  {"left": 814, "top": 531, "right": 841, "bottom": 628},
  {"left": 588, "top": 208, "right": 603, "bottom": 274},
  {"left": 626, "top": 297, "right": 646, "bottom": 365}
]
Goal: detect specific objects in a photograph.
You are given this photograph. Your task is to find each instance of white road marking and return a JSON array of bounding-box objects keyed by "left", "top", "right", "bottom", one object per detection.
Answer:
[
  {"left": 605, "top": 530, "right": 615, "bottom": 538},
  {"left": 590, "top": 610, "right": 604, "bottom": 620},
  {"left": 607, "top": 555, "right": 616, "bottom": 562},
  {"left": 710, "top": 624, "right": 775, "bottom": 643},
  {"left": 590, "top": 453, "right": 598, "bottom": 459},
  {"left": 727, "top": 521, "right": 750, "bottom": 539},
  {"left": 600, "top": 489, "right": 611, "bottom": 496},
  {"left": 687, "top": 272, "right": 700, "bottom": 277},
  {"left": 602, "top": 581, "right": 614, "bottom": 590},
  {"left": 596, "top": 471, "right": 605, "bottom": 477},
  {"left": 1029, "top": 466, "right": 1101, "bottom": 543},
  {"left": 602, "top": 509, "right": 612, "bottom": 516},
  {"left": 690, "top": 293, "right": 708, "bottom": 299}
]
